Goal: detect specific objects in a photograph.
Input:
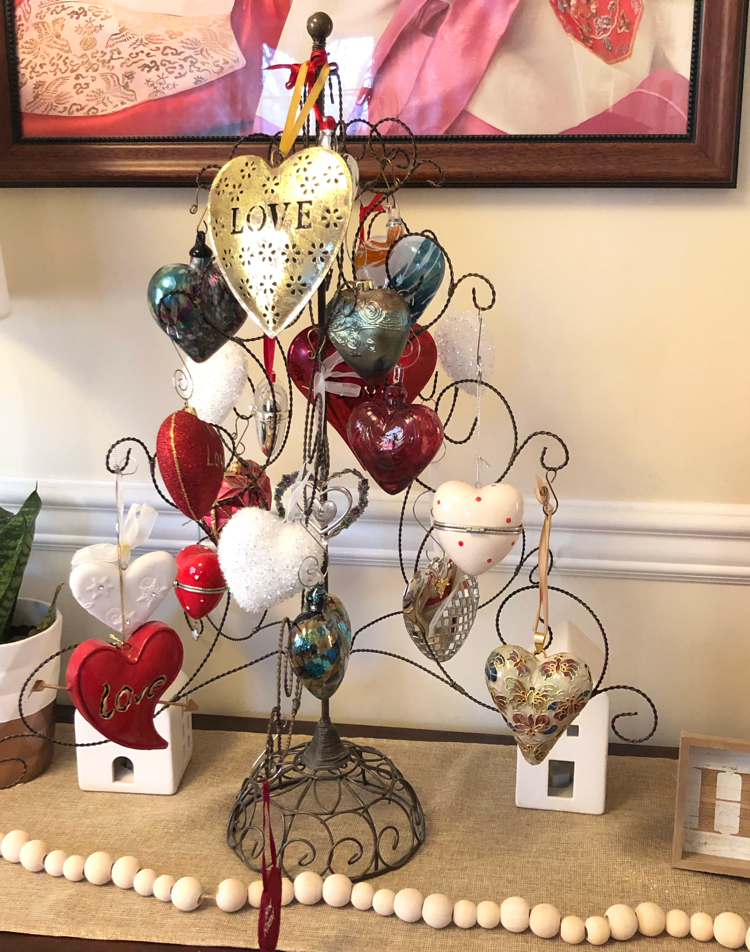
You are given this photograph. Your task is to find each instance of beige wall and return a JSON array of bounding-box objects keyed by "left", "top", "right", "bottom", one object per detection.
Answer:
[{"left": 2, "top": 57, "right": 750, "bottom": 748}]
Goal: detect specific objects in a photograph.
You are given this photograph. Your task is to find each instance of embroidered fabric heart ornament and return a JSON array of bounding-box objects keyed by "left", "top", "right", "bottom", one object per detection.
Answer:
[
  {"left": 156, "top": 408, "right": 225, "bottom": 522},
  {"left": 147, "top": 231, "right": 247, "bottom": 362},
  {"left": 485, "top": 645, "right": 593, "bottom": 765},
  {"left": 548, "top": 0, "right": 643, "bottom": 65},
  {"left": 433, "top": 480, "right": 524, "bottom": 577},
  {"left": 66, "top": 621, "right": 184, "bottom": 750},
  {"left": 70, "top": 550, "right": 177, "bottom": 635},
  {"left": 207, "top": 147, "right": 353, "bottom": 337},
  {"left": 217, "top": 507, "right": 322, "bottom": 614},
  {"left": 347, "top": 382, "right": 444, "bottom": 495},
  {"left": 287, "top": 325, "right": 437, "bottom": 444},
  {"left": 174, "top": 544, "right": 227, "bottom": 619}
]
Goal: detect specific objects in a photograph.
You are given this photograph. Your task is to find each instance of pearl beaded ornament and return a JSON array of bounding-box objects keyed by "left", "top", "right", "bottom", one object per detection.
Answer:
[
  {"left": 84, "top": 851, "right": 113, "bottom": 886},
  {"left": 111, "top": 856, "right": 140, "bottom": 890},
  {"left": 606, "top": 904, "right": 639, "bottom": 941},
  {"left": 0, "top": 827, "right": 746, "bottom": 947},
  {"left": 133, "top": 868, "right": 158, "bottom": 897},
  {"left": 44, "top": 850, "right": 67, "bottom": 878},
  {"left": 422, "top": 893, "right": 453, "bottom": 929},
  {"left": 216, "top": 878, "right": 246, "bottom": 912},
  {"left": 393, "top": 888, "right": 423, "bottom": 923},
  {"left": 19, "top": 839, "right": 48, "bottom": 872}
]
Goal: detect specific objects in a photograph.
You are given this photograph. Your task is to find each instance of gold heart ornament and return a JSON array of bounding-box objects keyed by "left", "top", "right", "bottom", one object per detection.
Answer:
[{"left": 207, "top": 148, "right": 353, "bottom": 338}]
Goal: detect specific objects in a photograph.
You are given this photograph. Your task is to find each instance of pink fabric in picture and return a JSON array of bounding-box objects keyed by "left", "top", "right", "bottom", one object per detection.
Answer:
[{"left": 446, "top": 68, "right": 690, "bottom": 136}]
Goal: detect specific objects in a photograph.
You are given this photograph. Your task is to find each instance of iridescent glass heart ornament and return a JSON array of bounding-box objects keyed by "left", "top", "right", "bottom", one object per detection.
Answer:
[
  {"left": 485, "top": 645, "right": 593, "bottom": 765},
  {"left": 389, "top": 234, "right": 446, "bottom": 325},
  {"left": 207, "top": 148, "right": 353, "bottom": 337},
  {"left": 327, "top": 280, "right": 411, "bottom": 386},
  {"left": 403, "top": 557, "right": 479, "bottom": 662},
  {"left": 355, "top": 206, "right": 406, "bottom": 287},
  {"left": 347, "top": 377, "right": 444, "bottom": 494},
  {"left": 147, "top": 232, "right": 247, "bottom": 362},
  {"left": 290, "top": 584, "right": 352, "bottom": 700}
]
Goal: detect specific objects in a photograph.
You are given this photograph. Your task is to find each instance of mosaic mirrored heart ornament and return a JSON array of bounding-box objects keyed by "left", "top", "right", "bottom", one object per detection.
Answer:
[
  {"left": 207, "top": 147, "right": 353, "bottom": 337},
  {"left": 484, "top": 645, "right": 593, "bottom": 765},
  {"left": 403, "top": 557, "right": 479, "bottom": 662}
]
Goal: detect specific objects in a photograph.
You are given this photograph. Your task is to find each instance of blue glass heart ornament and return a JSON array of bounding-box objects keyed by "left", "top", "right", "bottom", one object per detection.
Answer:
[
  {"left": 290, "top": 585, "right": 352, "bottom": 700},
  {"left": 389, "top": 234, "right": 446, "bottom": 325},
  {"left": 147, "top": 232, "right": 247, "bottom": 363}
]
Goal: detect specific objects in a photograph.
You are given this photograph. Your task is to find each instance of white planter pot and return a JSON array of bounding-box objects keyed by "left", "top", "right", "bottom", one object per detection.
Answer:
[{"left": 0, "top": 597, "right": 62, "bottom": 787}]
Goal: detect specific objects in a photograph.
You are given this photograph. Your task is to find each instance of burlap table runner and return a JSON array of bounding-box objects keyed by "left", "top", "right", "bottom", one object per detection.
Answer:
[{"left": 0, "top": 726, "right": 747, "bottom": 951}]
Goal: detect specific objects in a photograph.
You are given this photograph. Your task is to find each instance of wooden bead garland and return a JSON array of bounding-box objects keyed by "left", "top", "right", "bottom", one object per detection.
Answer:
[{"left": 1, "top": 829, "right": 748, "bottom": 946}]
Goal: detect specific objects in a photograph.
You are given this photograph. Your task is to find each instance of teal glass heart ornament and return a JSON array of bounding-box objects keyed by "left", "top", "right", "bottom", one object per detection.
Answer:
[
  {"left": 485, "top": 644, "right": 593, "bottom": 765},
  {"left": 147, "top": 232, "right": 247, "bottom": 363},
  {"left": 389, "top": 234, "right": 446, "bottom": 325},
  {"left": 290, "top": 585, "right": 352, "bottom": 700},
  {"left": 327, "top": 280, "right": 411, "bottom": 386}
]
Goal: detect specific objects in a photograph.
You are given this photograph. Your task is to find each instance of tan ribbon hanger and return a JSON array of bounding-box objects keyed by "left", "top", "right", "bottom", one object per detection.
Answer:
[{"left": 532, "top": 474, "right": 558, "bottom": 657}]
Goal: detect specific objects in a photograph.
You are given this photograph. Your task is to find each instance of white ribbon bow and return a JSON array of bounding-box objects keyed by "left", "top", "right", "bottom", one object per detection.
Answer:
[
  {"left": 313, "top": 352, "right": 362, "bottom": 405},
  {"left": 71, "top": 503, "right": 158, "bottom": 568}
]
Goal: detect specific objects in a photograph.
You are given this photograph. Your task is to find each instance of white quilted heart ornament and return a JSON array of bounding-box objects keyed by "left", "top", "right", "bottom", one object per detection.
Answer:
[
  {"left": 218, "top": 507, "right": 322, "bottom": 614},
  {"left": 186, "top": 340, "right": 248, "bottom": 425},
  {"left": 485, "top": 645, "right": 593, "bottom": 765},
  {"left": 207, "top": 147, "right": 353, "bottom": 337},
  {"left": 432, "top": 480, "right": 523, "bottom": 577},
  {"left": 69, "top": 503, "right": 176, "bottom": 633},
  {"left": 70, "top": 551, "right": 177, "bottom": 634}
]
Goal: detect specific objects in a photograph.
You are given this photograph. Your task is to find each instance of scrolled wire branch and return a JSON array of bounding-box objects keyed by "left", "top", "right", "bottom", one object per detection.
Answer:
[{"left": 595, "top": 685, "right": 659, "bottom": 744}]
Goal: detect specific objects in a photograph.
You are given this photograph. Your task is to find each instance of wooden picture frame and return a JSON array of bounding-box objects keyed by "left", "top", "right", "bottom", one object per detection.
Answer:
[
  {"left": 672, "top": 732, "right": 750, "bottom": 879},
  {"left": 0, "top": 0, "right": 748, "bottom": 187}
]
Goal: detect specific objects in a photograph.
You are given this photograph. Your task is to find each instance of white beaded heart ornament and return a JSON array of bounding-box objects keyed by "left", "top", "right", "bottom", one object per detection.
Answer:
[
  {"left": 485, "top": 478, "right": 593, "bottom": 765},
  {"left": 185, "top": 340, "right": 248, "bottom": 426}
]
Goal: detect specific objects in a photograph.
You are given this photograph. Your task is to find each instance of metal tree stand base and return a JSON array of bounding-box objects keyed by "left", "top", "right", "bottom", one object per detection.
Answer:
[{"left": 227, "top": 709, "right": 426, "bottom": 881}]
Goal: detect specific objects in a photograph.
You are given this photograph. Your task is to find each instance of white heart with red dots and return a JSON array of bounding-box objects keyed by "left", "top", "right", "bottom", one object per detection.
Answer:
[{"left": 432, "top": 480, "right": 523, "bottom": 577}]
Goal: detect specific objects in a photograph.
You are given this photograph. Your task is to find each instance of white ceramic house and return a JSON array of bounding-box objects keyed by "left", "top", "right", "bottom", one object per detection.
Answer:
[
  {"left": 515, "top": 620, "right": 610, "bottom": 815},
  {"left": 74, "top": 670, "right": 193, "bottom": 795}
]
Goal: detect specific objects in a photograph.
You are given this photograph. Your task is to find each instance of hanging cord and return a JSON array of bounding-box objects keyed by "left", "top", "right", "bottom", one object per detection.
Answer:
[
  {"left": 474, "top": 311, "right": 490, "bottom": 488},
  {"left": 532, "top": 474, "right": 558, "bottom": 657}
]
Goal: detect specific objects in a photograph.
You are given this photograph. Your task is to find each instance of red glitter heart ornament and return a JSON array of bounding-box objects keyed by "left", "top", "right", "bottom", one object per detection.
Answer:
[
  {"left": 66, "top": 621, "right": 183, "bottom": 750},
  {"left": 208, "top": 458, "right": 272, "bottom": 534},
  {"left": 347, "top": 382, "right": 444, "bottom": 495},
  {"left": 287, "top": 325, "right": 437, "bottom": 444},
  {"left": 548, "top": 0, "right": 643, "bottom": 64},
  {"left": 156, "top": 407, "right": 225, "bottom": 522},
  {"left": 175, "top": 544, "right": 227, "bottom": 619}
]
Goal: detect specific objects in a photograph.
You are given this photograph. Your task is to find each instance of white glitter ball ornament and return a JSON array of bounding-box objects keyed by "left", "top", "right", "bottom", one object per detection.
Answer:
[
  {"left": 218, "top": 507, "right": 321, "bottom": 614},
  {"left": 186, "top": 341, "right": 248, "bottom": 426},
  {"left": 434, "top": 309, "right": 495, "bottom": 396}
]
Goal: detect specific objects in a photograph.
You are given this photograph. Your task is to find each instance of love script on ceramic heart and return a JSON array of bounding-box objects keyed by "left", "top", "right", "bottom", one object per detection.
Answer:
[
  {"left": 347, "top": 383, "right": 444, "bottom": 495},
  {"left": 66, "top": 621, "right": 184, "bottom": 750},
  {"left": 433, "top": 480, "right": 524, "bottom": 577},
  {"left": 207, "top": 148, "right": 353, "bottom": 338},
  {"left": 485, "top": 645, "right": 593, "bottom": 765},
  {"left": 287, "top": 325, "right": 437, "bottom": 444},
  {"left": 70, "top": 551, "right": 177, "bottom": 634}
]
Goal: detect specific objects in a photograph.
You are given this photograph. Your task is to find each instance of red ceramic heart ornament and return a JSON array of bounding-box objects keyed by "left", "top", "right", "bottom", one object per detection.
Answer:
[
  {"left": 287, "top": 325, "right": 437, "bottom": 444},
  {"left": 347, "top": 382, "right": 444, "bottom": 494},
  {"left": 66, "top": 621, "right": 184, "bottom": 750},
  {"left": 156, "top": 408, "right": 225, "bottom": 522},
  {"left": 175, "top": 544, "right": 227, "bottom": 619}
]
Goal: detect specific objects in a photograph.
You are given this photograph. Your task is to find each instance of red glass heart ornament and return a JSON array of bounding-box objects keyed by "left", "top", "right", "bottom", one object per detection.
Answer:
[
  {"left": 287, "top": 325, "right": 437, "bottom": 444},
  {"left": 174, "top": 544, "right": 227, "bottom": 619},
  {"left": 66, "top": 621, "right": 183, "bottom": 750},
  {"left": 548, "top": 0, "right": 642, "bottom": 64},
  {"left": 156, "top": 407, "right": 225, "bottom": 522},
  {"left": 347, "top": 382, "right": 444, "bottom": 495},
  {"left": 208, "top": 458, "right": 272, "bottom": 534}
]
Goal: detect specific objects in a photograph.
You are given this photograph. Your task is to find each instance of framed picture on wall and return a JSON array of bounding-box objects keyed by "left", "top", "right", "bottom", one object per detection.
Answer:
[
  {"left": 0, "top": 0, "right": 747, "bottom": 186},
  {"left": 672, "top": 732, "right": 750, "bottom": 879}
]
